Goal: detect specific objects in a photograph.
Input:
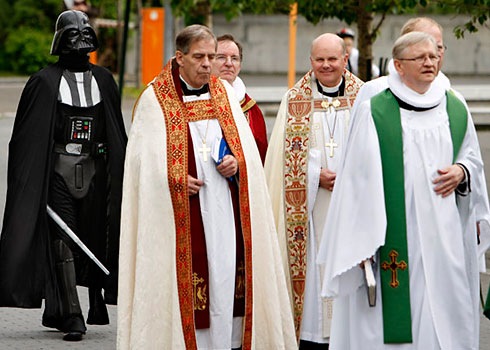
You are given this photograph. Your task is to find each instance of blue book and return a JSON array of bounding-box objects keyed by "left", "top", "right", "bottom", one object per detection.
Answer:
[{"left": 212, "top": 137, "right": 234, "bottom": 181}]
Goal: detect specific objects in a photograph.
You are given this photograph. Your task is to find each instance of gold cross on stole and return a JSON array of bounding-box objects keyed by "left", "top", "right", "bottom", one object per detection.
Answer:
[{"left": 381, "top": 250, "right": 407, "bottom": 288}]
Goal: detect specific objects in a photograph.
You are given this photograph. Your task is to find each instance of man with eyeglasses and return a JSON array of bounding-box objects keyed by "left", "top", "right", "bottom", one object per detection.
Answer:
[
  {"left": 351, "top": 17, "right": 452, "bottom": 117},
  {"left": 317, "top": 31, "right": 489, "bottom": 349},
  {"left": 212, "top": 34, "right": 268, "bottom": 163}
]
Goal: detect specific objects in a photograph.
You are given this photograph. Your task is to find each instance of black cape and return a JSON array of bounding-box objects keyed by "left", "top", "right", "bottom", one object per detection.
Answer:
[{"left": 0, "top": 62, "right": 127, "bottom": 309}]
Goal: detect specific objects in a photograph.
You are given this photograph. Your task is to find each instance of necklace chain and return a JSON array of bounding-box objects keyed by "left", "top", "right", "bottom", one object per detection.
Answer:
[
  {"left": 322, "top": 90, "right": 340, "bottom": 158},
  {"left": 196, "top": 119, "right": 211, "bottom": 162}
]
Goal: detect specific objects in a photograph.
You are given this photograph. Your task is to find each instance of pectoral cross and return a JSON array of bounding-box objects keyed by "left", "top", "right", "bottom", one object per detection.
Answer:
[
  {"left": 198, "top": 142, "right": 211, "bottom": 162},
  {"left": 325, "top": 137, "right": 338, "bottom": 158},
  {"left": 381, "top": 250, "right": 407, "bottom": 288}
]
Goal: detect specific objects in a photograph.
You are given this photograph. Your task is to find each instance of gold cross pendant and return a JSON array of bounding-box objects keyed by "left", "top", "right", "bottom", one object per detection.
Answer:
[{"left": 198, "top": 142, "right": 211, "bottom": 162}]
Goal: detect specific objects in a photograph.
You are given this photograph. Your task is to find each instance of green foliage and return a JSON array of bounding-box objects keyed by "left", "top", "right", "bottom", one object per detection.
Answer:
[
  {"left": 0, "top": 0, "right": 14, "bottom": 42},
  {"left": 0, "top": 0, "right": 62, "bottom": 73},
  {"left": 171, "top": 0, "right": 294, "bottom": 24},
  {"left": 0, "top": 0, "right": 123, "bottom": 74},
  {"left": 443, "top": 0, "right": 490, "bottom": 38},
  {"left": 90, "top": 0, "right": 119, "bottom": 19},
  {"left": 4, "top": 28, "right": 57, "bottom": 75},
  {"left": 298, "top": 1, "right": 357, "bottom": 25},
  {"left": 297, "top": 0, "right": 425, "bottom": 26},
  {"left": 11, "top": 0, "right": 62, "bottom": 30}
]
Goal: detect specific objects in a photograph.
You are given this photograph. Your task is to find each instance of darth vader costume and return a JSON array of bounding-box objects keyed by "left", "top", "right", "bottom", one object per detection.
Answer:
[{"left": 0, "top": 10, "right": 127, "bottom": 341}]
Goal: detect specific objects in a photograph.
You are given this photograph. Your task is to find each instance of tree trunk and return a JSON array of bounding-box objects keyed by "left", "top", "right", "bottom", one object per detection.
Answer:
[
  {"left": 185, "top": 0, "right": 213, "bottom": 29},
  {"left": 356, "top": 0, "right": 374, "bottom": 82}
]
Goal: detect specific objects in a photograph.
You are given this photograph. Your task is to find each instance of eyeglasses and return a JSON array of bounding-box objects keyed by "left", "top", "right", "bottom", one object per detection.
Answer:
[
  {"left": 437, "top": 45, "right": 448, "bottom": 52},
  {"left": 397, "top": 55, "right": 440, "bottom": 64},
  {"left": 215, "top": 54, "right": 241, "bottom": 65}
]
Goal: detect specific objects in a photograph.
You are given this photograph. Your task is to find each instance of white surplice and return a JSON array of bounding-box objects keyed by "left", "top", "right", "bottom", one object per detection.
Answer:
[
  {"left": 317, "top": 68, "right": 490, "bottom": 349},
  {"left": 348, "top": 62, "right": 490, "bottom": 272},
  {"left": 186, "top": 92, "right": 242, "bottom": 349}
]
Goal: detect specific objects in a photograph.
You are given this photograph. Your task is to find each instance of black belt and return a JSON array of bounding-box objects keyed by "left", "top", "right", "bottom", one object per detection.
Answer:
[{"left": 53, "top": 142, "right": 107, "bottom": 156}]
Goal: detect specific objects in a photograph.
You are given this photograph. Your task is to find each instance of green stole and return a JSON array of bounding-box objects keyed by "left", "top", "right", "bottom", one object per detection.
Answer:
[
  {"left": 371, "top": 89, "right": 467, "bottom": 343},
  {"left": 484, "top": 286, "right": 490, "bottom": 319}
]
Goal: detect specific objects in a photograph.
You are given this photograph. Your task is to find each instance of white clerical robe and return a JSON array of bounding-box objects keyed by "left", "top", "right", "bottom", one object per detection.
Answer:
[
  {"left": 318, "top": 70, "right": 490, "bottom": 350},
  {"left": 117, "top": 68, "right": 297, "bottom": 349},
  {"left": 265, "top": 71, "right": 361, "bottom": 343},
  {"left": 349, "top": 61, "right": 490, "bottom": 272}
]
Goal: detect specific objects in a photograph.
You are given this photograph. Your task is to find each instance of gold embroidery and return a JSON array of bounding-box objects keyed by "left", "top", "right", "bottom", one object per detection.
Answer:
[
  {"left": 285, "top": 88, "right": 311, "bottom": 338},
  {"left": 192, "top": 272, "right": 207, "bottom": 311},
  {"left": 241, "top": 97, "right": 256, "bottom": 113},
  {"left": 381, "top": 250, "right": 407, "bottom": 288},
  {"left": 282, "top": 69, "right": 363, "bottom": 339},
  {"left": 321, "top": 98, "right": 341, "bottom": 110}
]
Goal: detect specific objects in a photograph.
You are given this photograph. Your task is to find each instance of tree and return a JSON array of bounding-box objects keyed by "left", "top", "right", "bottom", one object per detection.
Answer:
[
  {"left": 296, "top": 0, "right": 490, "bottom": 81},
  {"left": 170, "top": 0, "right": 291, "bottom": 28},
  {"left": 169, "top": 0, "right": 490, "bottom": 81},
  {"left": 0, "top": 0, "right": 62, "bottom": 73}
]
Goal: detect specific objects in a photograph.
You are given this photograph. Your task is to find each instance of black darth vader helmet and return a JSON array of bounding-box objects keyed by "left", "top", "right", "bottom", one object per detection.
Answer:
[{"left": 50, "top": 10, "right": 98, "bottom": 56}]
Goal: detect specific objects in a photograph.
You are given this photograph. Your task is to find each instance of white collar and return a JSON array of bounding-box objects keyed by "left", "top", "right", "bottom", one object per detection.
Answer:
[
  {"left": 232, "top": 76, "right": 246, "bottom": 101},
  {"left": 317, "top": 77, "right": 343, "bottom": 94},
  {"left": 387, "top": 62, "right": 445, "bottom": 108}
]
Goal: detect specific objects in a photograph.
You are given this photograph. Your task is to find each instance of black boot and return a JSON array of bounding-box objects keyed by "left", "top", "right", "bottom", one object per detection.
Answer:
[
  {"left": 53, "top": 239, "right": 87, "bottom": 341},
  {"left": 87, "top": 287, "right": 109, "bottom": 325}
]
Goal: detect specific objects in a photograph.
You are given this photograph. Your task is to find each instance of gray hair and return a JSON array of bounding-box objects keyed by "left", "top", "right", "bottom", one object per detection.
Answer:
[
  {"left": 400, "top": 17, "right": 443, "bottom": 36},
  {"left": 392, "top": 31, "right": 437, "bottom": 59},
  {"left": 175, "top": 24, "right": 217, "bottom": 54}
]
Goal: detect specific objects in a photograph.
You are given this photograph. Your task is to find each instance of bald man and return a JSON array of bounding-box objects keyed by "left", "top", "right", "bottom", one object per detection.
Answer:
[{"left": 265, "top": 33, "right": 363, "bottom": 349}]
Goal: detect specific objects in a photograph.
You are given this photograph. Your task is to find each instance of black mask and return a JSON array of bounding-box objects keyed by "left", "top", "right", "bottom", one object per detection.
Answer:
[{"left": 50, "top": 10, "right": 98, "bottom": 56}]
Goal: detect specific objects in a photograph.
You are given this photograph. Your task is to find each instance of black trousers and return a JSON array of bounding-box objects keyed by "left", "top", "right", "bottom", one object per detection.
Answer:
[
  {"left": 43, "top": 169, "right": 108, "bottom": 331},
  {"left": 299, "top": 339, "right": 329, "bottom": 350}
]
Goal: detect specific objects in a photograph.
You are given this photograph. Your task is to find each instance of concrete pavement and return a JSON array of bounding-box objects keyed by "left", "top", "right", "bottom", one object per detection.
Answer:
[
  {"left": 0, "top": 289, "right": 117, "bottom": 350},
  {"left": 1, "top": 76, "right": 490, "bottom": 349}
]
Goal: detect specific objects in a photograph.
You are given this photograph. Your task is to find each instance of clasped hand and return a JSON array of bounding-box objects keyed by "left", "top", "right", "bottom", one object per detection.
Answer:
[
  {"left": 432, "top": 164, "right": 465, "bottom": 198},
  {"left": 319, "top": 167, "right": 336, "bottom": 192},
  {"left": 188, "top": 155, "right": 238, "bottom": 196}
]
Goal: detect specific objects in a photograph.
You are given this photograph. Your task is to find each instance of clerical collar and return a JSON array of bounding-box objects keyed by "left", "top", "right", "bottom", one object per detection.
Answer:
[
  {"left": 180, "top": 76, "right": 209, "bottom": 96},
  {"left": 316, "top": 78, "right": 345, "bottom": 97},
  {"left": 387, "top": 64, "right": 445, "bottom": 108},
  {"left": 391, "top": 91, "right": 439, "bottom": 112}
]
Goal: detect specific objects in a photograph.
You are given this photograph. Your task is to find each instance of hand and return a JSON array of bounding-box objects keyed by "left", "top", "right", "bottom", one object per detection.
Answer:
[
  {"left": 319, "top": 167, "right": 336, "bottom": 191},
  {"left": 216, "top": 155, "right": 238, "bottom": 178},
  {"left": 188, "top": 175, "right": 204, "bottom": 196},
  {"left": 432, "top": 164, "right": 465, "bottom": 197}
]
